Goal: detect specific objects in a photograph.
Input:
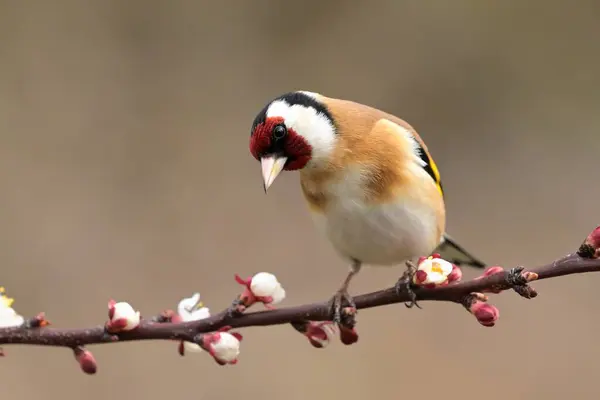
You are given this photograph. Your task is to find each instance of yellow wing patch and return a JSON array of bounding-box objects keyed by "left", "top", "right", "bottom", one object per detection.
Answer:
[
  {"left": 373, "top": 118, "right": 444, "bottom": 199},
  {"left": 429, "top": 157, "right": 443, "bottom": 197},
  {"left": 413, "top": 136, "right": 444, "bottom": 198}
]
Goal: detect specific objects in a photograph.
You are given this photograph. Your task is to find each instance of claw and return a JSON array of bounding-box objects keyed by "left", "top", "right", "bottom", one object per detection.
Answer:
[
  {"left": 328, "top": 290, "right": 356, "bottom": 325},
  {"left": 395, "top": 261, "right": 422, "bottom": 309}
]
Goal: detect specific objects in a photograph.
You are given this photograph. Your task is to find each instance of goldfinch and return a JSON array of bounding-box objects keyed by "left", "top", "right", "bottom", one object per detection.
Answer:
[{"left": 249, "top": 91, "right": 485, "bottom": 320}]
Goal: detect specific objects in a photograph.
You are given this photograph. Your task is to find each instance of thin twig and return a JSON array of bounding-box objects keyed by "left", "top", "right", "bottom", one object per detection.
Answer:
[
  {"left": 1, "top": 226, "right": 600, "bottom": 373},
  {"left": 1, "top": 243, "right": 599, "bottom": 348}
]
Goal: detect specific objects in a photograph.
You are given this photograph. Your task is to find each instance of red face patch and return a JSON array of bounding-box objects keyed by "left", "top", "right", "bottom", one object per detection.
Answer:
[{"left": 249, "top": 117, "right": 312, "bottom": 171}]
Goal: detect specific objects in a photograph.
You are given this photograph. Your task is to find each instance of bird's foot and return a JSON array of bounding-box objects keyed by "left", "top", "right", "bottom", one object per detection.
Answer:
[
  {"left": 394, "top": 261, "right": 422, "bottom": 309},
  {"left": 328, "top": 289, "right": 357, "bottom": 326}
]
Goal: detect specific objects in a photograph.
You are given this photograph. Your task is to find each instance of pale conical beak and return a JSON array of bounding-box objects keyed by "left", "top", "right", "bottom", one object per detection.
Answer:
[{"left": 261, "top": 154, "right": 288, "bottom": 192}]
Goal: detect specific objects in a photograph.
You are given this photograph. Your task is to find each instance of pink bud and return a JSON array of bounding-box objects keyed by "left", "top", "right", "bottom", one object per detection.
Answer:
[
  {"left": 338, "top": 325, "right": 359, "bottom": 345},
  {"left": 107, "top": 299, "right": 116, "bottom": 319},
  {"left": 447, "top": 265, "right": 462, "bottom": 283},
  {"left": 476, "top": 266, "right": 505, "bottom": 279},
  {"left": 470, "top": 301, "right": 499, "bottom": 327},
  {"left": 471, "top": 292, "right": 489, "bottom": 302},
  {"left": 579, "top": 226, "right": 600, "bottom": 259},
  {"left": 28, "top": 312, "right": 50, "bottom": 328},
  {"left": 157, "top": 309, "right": 182, "bottom": 324},
  {"left": 521, "top": 271, "right": 538, "bottom": 282},
  {"left": 421, "top": 282, "right": 444, "bottom": 289},
  {"left": 234, "top": 274, "right": 258, "bottom": 309},
  {"left": 74, "top": 347, "right": 97, "bottom": 375},
  {"left": 305, "top": 321, "right": 335, "bottom": 348},
  {"left": 586, "top": 226, "right": 600, "bottom": 247},
  {"left": 217, "top": 325, "right": 233, "bottom": 333},
  {"left": 474, "top": 266, "right": 505, "bottom": 293},
  {"left": 414, "top": 270, "right": 428, "bottom": 284}
]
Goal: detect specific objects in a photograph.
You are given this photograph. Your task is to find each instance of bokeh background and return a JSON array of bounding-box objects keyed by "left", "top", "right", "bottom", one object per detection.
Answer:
[{"left": 1, "top": 1, "right": 599, "bottom": 399}]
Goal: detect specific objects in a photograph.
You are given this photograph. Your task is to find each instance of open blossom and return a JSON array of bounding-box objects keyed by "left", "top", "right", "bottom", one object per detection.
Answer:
[
  {"left": 202, "top": 330, "right": 243, "bottom": 365},
  {"left": 178, "top": 292, "right": 210, "bottom": 322},
  {"left": 235, "top": 272, "right": 286, "bottom": 309},
  {"left": 413, "top": 254, "right": 461, "bottom": 288},
  {"left": 106, "top": 300, "right": 140, "bottom": 332},
  {"left": 0, "top": 287, "right": 24, "bottom": 328},
  {"left": 177, "top": 293, "right": 211, "bottom": 353}
]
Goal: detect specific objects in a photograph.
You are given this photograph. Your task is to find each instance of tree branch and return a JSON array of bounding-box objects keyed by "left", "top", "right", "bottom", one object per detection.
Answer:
[{"left": 2, "top": 226, "right": 600, "bottom": 373}]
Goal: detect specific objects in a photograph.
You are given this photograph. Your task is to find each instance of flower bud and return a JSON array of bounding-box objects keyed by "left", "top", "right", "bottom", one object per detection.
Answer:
[
  {"left": 305, "top": 321, "right": 336, "bottom": 348},
  {"left": 469, "top": 301, "right": 499, "bottom": 327},
  {"left": 447, "top": 264, "right": 462, "bottom": 283},
  {"left": 106, "top": 300, "right": 140, "bottom": 332},
  {"left": 476, "top": 266, "right": 504, "bottom": 279},
  {"left": 338, "top": 325, "right": 359, "bottom": 345},
  {"left": 27, "top": 312, "right": 50, "bottom": 328},
  {"left": 474, "top": 266, "right": 505, "bottom": 293},
  {"left": 74, "top": 347, "right": 97, "bottom": 375},
  {"left": 202, "top": 330, "right": 243, "bottom": 365},
  {"left": 579, "top": 226, "right": 600, "bottom": 258},
  {"left": 235, "top": 272, "right": 286, "bottom": 309}
]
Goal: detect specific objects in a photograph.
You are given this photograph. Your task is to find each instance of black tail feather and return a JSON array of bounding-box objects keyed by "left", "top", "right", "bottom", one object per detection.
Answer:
[{"left": 435, "top": 234, "right": 486, "bottom": 269}]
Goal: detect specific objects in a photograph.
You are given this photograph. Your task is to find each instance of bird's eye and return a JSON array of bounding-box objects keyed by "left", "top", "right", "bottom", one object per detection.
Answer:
[{"left": 272, "top": 124, "right": 287, "bottom": 140}]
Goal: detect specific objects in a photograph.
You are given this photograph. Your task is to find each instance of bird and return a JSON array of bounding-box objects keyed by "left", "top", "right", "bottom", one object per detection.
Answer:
[{"left": 248, "top": 90, "right": 485, "bottom": 322}]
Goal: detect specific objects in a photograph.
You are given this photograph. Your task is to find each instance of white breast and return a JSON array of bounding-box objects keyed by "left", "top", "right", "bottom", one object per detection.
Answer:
[{"left": 307, "top": 168, "right": 441, "bottom": 266}]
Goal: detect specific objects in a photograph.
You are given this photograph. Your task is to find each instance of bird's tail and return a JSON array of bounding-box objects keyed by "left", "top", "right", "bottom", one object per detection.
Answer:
[{"left": 435, "top": 233, "right": 486, "bottom": 269}]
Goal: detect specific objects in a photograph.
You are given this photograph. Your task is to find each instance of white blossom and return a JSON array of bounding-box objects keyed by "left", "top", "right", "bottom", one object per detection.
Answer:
[
  {"left": 209, "top": 332, "right": 241, "bottom": 364},
  {"left": 0, "top": 287, "right": 24, "bottom": 328},
  {"left": 177, "top": 292, "right": 210, "bottom": 322},
  {"left": 414, "top": 256, "right": 455, "bottom": 286},
  {"left": 250, "top": 272, "right": 286, "bottom": 304},
  {"left": 108, "top": 301, "right": 140, "bottom": 331},
  {"left": 177, "top": 292, "right": 211, "bottom": 353}
]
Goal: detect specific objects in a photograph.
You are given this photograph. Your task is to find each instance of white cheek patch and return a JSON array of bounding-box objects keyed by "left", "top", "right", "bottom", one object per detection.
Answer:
[{"left": 266, "top": 99, "right": 336, "bottom": 162}]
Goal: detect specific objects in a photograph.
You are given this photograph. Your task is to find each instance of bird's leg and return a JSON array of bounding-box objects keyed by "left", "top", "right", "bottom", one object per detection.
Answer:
[
  {"left": 394, "top": 260, "right": 422, "bottom": 309},
  {"left": 329, "top": 259, "right": 361, "bottom": 324}
]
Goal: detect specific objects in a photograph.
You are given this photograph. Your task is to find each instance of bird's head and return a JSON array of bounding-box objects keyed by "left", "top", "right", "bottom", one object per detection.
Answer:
[{"left": 249, "top": 91, "right": 336, "bottom": 191}]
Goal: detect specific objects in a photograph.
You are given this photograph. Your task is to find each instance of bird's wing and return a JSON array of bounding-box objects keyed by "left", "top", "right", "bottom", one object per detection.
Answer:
[
  {"left": 436, "top": 233, "right": 486, "bottom": 268},
  {"left": 410, "top": 131, "right": 444, "bottom": 198}
]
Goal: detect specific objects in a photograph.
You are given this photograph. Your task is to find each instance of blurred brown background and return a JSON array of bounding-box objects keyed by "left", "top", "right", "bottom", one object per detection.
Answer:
[{"left": 1, "top": 1, "right": 599, "bottom": 399}]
